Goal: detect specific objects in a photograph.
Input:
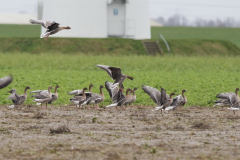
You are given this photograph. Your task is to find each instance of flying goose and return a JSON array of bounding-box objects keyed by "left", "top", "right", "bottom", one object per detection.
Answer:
[
  {"left": 86, "top": 85, "right": 105, "bottom": 109},
  {"left": 0, "top": 75, "right": 13, "bottom": 89},
  {"left": 96, "top": 64, "right": 133, "bottom": 89},
  {"left": 165, "top": 90, "right": 187, "bottom": 111},
  {"left": 106, "top": 88, "right": 132, "bottom": 110},
  {"left": 214, "top": 88, "right": 239, "bottom": 109},
  {"left": 8, "top": 86, "right": 31, "bottom": 108},
  {"left": 32, "top": 86, "right": 53, "bottom": 109},
  {"left": 216, "top": 91, "right": 240, "bottom": 115},
  {"left": 105, "top": 81, "right": 119, "bottom": 103},
  {"left": 142, "top": 85, "right": 175, "bottom": 113},
  {"left": 70, "top": 87, "right": 88, "bottom": 110},
  {"left": 29, "top": 19, "right": 71, "bottom": 40}
]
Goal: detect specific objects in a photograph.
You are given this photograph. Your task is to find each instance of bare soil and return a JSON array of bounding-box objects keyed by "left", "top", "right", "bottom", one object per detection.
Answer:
[{"left": 0, "top": 105, "right": 240, "bottom": 160}]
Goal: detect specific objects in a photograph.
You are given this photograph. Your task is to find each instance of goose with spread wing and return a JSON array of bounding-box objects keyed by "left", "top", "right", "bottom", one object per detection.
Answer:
[
  {"left": 214, "top": 88, "right": 239, "bottom": 109},
  {"left": 165, "top": 90, "right": 187, "bottom": 111},
  {"left": 85, "top": 85, "right": 105, "bottom": 109},
  {"left": 106, "top": 88, "right": 132, "bottom": 110},
  {"left": 68, "top": 84, "right": 93, "bottom": 96},
  {"left": 216, "top": 91, "right": 240, "bottom": 115},
  {"left": 68, "top": 84, "right": 94, "bottom": 109},
  {"left": 96, "top": 64, "right": 133, "bottom": 89},
  {"left": 32, "top": 86, "right": 53, "bottom": 109},
  {"left": 70, "top": 87, "right": 88, "bottom": 109},
  {"left": 8, "top": 86, "right": 31, "bottom": 108},
  {"left": 29, "top": 19, "right": 71, "bottom": 40},
  {"left": 142, "top": 85, "right": 175, "bottom": 113},
  {"left": 0, "top": 75, "right": 13, "bottom": 89},
  {"left": 31, "top": 85, "right": 59, "bottom": 107},
  {"left": 105, "top": 81, "right": 119, "bottom": 103}
]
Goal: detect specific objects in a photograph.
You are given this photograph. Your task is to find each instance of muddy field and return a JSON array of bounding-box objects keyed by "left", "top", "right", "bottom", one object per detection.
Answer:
[{"left": 0, "top": 105, "right": 240, "bottom": 160}]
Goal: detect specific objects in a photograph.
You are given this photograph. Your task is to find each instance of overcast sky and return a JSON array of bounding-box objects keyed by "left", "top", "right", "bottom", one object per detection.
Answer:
[{"left": 0, "top": 0, "right": 240, "bottom": 22}]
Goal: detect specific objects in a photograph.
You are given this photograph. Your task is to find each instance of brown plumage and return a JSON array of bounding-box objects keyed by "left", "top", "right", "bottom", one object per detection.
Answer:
[
  {"left": 32, "top": 86, "right": 53, "bottom": 109},
  {"left": 29, "top": 19, "right": 71, "bottom": 40},
  {"left": 0, "top": 75, "right": 13, "bottom": 89},
  {"left": 86, "top": 85, "right": 105, "bottom": 109},
  {"left": 8, "top": 86, "right": 31, "bottom": 108},
  {"left": 70, "top": 87, "right": 88, "bottom": 110},
  {"left": 96, "top": 64, "right": 133, "bottom": 89}
]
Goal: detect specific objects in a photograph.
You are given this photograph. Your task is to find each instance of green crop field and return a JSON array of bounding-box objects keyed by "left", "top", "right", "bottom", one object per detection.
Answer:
[
  {"left": 152, "top": 27, "right": 240, "bottom": 48},
  {"left": 0, "top": 24, "right": 240, "bottom": 48},
  {"left": 0, "top": 53, "right": 240, "bottom": 107}
]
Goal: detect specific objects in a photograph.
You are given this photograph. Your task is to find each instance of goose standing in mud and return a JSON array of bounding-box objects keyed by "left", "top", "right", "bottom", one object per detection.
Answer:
[
  {"left": 216, "top": 91, "right": 240, "bottom": 115},
  {"left": 96, "top": 64, "right": 133, "bottom": 89},
  {"left": 107, "top": 88, "right": 132, "bottom": 110},
  {"left": 129, "top": 87, "right": 138, "bottom": 107},
  {"left": 32, "top": 86, "right": 53, "bottom": 109},
  {"left": 8, "top": 86, "right": 31, "bottom": 109},
  {"left": 142, "top": 85, "right": 175, "bottom": 113},
  {"left": 165, "top": 90, "right": 187, "bottom": 112},
  {"left": 86, "top": 85, "right": 105, "bottom": 109},
  {"left": 214, "top": 88, "right": 239, "bottom": 109},
  {"left": 29, "top": 19, "right": 71, "bottom": 40},
  {"left": 31, "top": 85, "right": 60, "bottom": 108},
  {"left": 68, "top": 84, "right": 94, "bottom": 109},
  {"left": 0, "top": 75, "right": 13, "bottom": 89},
  {"left": 69, "top": 87, "right": 88, "bottom": 110},
  {"left": 47, "top": 85, "right": 60, "bottom": 107}
]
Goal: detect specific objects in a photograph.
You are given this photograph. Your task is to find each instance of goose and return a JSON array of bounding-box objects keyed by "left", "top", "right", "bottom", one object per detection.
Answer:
[
  {"left": 86, "top": 85, "right": 105, "bottom": 109},
  {"left": 96, "top": 64, "right": 133, "bottom": 89},
  {"left": 8, "top": 89, "right": 19, "bottom": 106},
  {"left": 32, "top": 86, "right": 53, "bottom": 109},
  {"left": 31, "top": 85, "right": 60, "bottom": 107},
  {"left": 47, "top": 85, "right": 60, "bottom": 107},
  {"left": 0, "top": 75, "right": 13, "bottom": 89},
  {"left": 165, "top": 90, "right": 187, "bottom": 111},
  {"left": 105, "top": 81, "right": 119, "bottom": 103},
  {"left": 142, "top": 85, "right": 175, "bottom": 113},
  {"left": 129, "top": 87, "right": 138, "bottom": 107},
  {"left": 69, "top": 87, "right": 88, "bottom": 110},
  {"left": 214, "top": 88, "right": 239, "bottom": 109},
  {"left": 216, "top": 92, "right": 240, "bottom": 115},
  {"left": 106, "top": 88, "right": 132, "bottom": 110},
  {"left": 68, "top": 84, "right": 94, "bottom": 109},
  {"left": 8, "top": 86, "right": 31, "bottom": 108},
  {"left": 29, "top": 19, "right": 71, "bottom": 40},
  {"left": 68, "top": 84, "right": 93, "bottom": 95}
]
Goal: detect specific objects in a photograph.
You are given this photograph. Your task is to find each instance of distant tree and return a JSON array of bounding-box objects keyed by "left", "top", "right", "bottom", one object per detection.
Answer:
[{"left": 155, "top": 13, "right": 240, "bottom": 28}]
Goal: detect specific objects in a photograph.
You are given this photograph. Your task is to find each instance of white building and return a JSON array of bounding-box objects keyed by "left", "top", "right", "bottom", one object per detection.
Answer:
[{"left": 40, "top": 0, "right": 151, "bottom": 39}]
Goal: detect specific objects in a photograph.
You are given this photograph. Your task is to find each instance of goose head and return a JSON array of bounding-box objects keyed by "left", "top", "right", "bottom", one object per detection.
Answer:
[
  {"left": 182, "top": 89, "right": 187, "bottom": 93},
  {"left": 25, "top": 86, "right": 31, "bottom": 90},
  {"left": 65, "top": 26, "right": 71, "bottom": 29},
  {"left": 83, "top": 87, "right": 88, "bottom": 91},
  {"left": 8, "top": 89, "right": 16, "bottom": 93},
  {"left": 170, "top": 93, "right": 175, "bottom": 97},
  {"left": 100, "top": 85, "right": 105, "bottom": 89},
  {"left": 48, "top": 86, "right": 53, "bottom": 90},
  {"left": 55, "top": 85, "right": 60, "bottom": 89},
  {"left": 133, "top": 87, "right": 138, "bottom": 91}
]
